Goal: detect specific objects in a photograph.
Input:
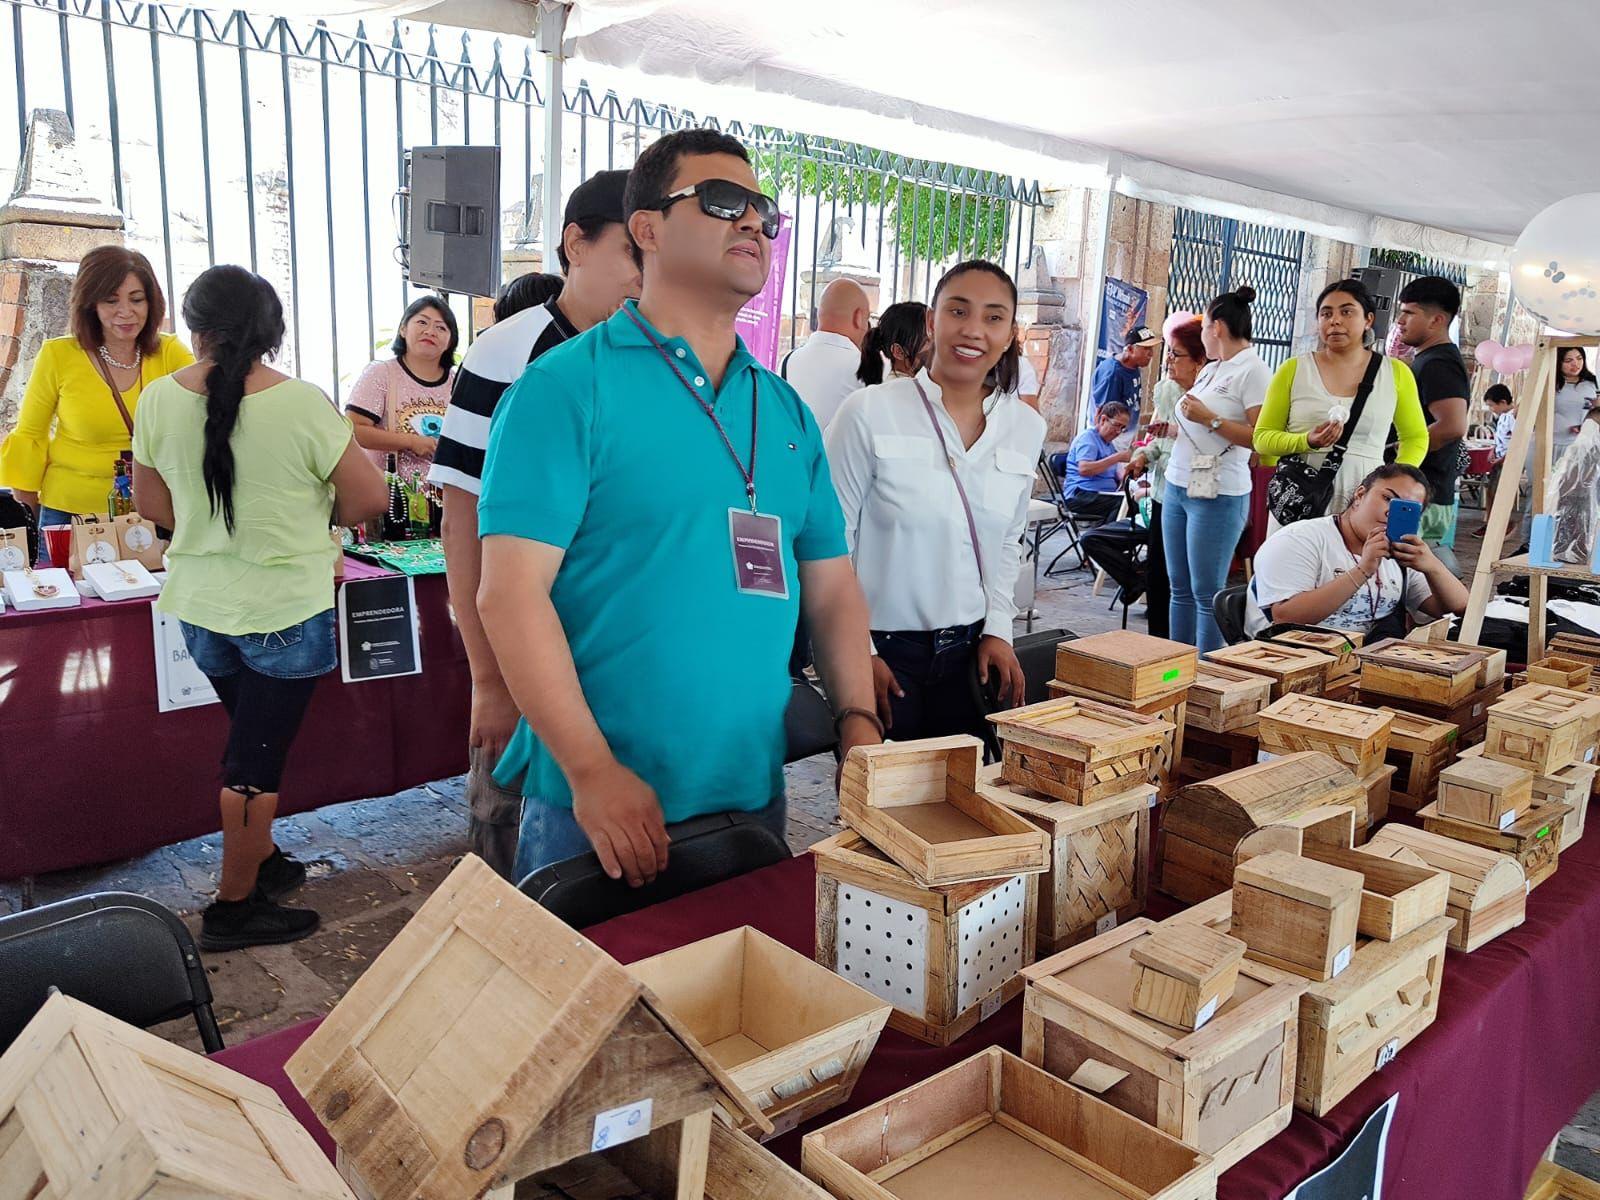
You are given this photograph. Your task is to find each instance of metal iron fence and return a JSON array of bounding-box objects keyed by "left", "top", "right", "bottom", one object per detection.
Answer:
[
  {"left": 1168, "top": 208, "right": 1305, "bottom": 370},
  {"left": 0, "top": 0, "right": 1042, "bottom": 400}
]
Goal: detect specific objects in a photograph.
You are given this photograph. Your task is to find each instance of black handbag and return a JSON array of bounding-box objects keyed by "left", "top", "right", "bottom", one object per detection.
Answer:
[{"left": 1266, "top": 352, "right": 1384, "bottom": 526}]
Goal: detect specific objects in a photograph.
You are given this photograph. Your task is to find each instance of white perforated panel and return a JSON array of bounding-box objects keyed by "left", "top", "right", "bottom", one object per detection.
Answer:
[
  {"left": 833, "top": 883, "right": 929, "bottom": 1017},
  {"left": 956, "top": 876, "right": 1027, "bottom": 1014}
]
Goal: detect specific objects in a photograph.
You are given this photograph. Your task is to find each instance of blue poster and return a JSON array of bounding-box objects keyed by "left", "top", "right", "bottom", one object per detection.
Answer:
[{"left": 1097, "top": 276, "right": 1149, "bottom": 363}]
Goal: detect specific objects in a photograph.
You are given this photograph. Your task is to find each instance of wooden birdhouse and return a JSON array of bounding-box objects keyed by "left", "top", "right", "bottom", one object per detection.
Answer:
[
  {"left": 285, "top": 855, "right": 769, "bottom": 1200},
  {"left": 988, "top": 696, "right": 1171, "bottom": 804},
  {"left": 1362, "top": 825, "right": 1527, "bottom": 953},
  {"left": 1204, "top": 641, "right": 1333, "bottom": 699},
  {"left": 1256, "top": 694, "right": 1393, "bottom": 780},
  {"left": 1053, "top": 630, "right": 1198, "bottom": 702}
]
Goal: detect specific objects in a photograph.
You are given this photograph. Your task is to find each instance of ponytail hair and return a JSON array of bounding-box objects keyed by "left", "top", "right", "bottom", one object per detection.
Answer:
[
  {"left": 857, "top": 300, "right": 929, "bottom": 386},
  {"left": 1207, "top": 284, "right": 1257, "bottom": 342},
  {"left": 180, "top": 265, "right": 287, "bottom": 535}
]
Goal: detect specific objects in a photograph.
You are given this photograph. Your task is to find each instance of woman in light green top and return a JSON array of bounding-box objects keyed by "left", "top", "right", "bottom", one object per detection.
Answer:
[{"left": 132, "top": 265, "right": 386, "bottom": 953}]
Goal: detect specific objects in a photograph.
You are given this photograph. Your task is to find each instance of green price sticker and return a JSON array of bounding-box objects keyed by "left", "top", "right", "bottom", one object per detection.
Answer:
[
  {"left": 1537, "top": 826, "right": 1551, "bottom": 839},
  {"left": 1446, "top": 730, "right": 1459, "bottom": 743},
  {"left": 1162, "top": 668, "right": 1181, "bottom": 682}
]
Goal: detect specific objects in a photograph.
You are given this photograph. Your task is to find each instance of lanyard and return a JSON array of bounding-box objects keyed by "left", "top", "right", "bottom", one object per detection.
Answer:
[{"left": 624, "top": 305, "right": 759, "bottom": 511}]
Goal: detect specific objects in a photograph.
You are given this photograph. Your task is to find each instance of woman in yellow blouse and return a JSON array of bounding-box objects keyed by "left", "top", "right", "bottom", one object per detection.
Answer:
[{"left": 1, "top": 246, "right": 193, "bottom": 550}]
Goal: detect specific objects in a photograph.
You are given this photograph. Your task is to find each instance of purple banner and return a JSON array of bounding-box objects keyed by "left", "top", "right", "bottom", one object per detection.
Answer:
[{"left": 736, "top": 214, "right": 793, "bottom": 370}]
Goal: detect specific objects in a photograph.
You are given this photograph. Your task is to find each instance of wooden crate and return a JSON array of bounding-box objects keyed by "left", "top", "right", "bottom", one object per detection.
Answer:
[
  {"left": 977, "top": 765, "right": 1151, "bottom": 957},
  {"left": 1179, "top": 725, "right": 1262, "bottom": 786},
  {"left": 629, "top": 928, "right": 892, "bottom": 1138},
  {"left": 1205, "top": 642, "right": 1333, "bottom": 699},
  {"left": 1159, "top": 752, "right": 1361, "bottom": 904},
  {"left": 1019, "top": 919, "right": 1299, "bottom": 1172},
  {"left": 1259, "top": 626, "right": 1363, "bottom": 689},
  {"left": 285, "top": 855, "right": 768, "bottom": 1200},
  {"left": 1379, "top": 707, "right": 1459, "bottom": 810},
  {"left": 1528, "top": 656, "right": 1595, "bottom": 689},
  {"left": 1436, "top": 755, "right": 1533, "bottom": 829},
  {"left": 1461, "top": 743, "right": 1598, "bottom": 847},
  {"left": 1418, "top": 800, "right": 1572, "bottom": 890},
  {"left": 989, "top": 696, "right": 1172, "bottom": 805},
  {"left": 1526, "top": 1161, "right": 1600, "bottom": 1200},
  {"left": 1231, "top": 851, "right": 1362, "bottom": 982},
  {"left": 1187, "top": 661, "right": 1274, "bottom": 734},
  {"left": 1362, "top": 825, "right": 1528, "bottom": 952},
  {"left": 1363, "top": 679, "right": 1505, "bottom": 748},
  {"left": 1484, "top": 684, "right": 1600, "bottom": 775},
  {"left": 811, "top": 830, "right": 1038, "bottom": 1047},
  {"left": 1356, "top": 639, "right": 1498, "bottom": 705},
  {"left": 0, "top": 993, "right": 354, "bottom": 1200},
  {"left": 1130, "top": 924, "right": 1248, "bottom": 1032},
  {"left": 1257, "top": 694, "right": 1393, "bottom": 780},
  {"left": 1302, "top": 843, "right": 1450, "bottom": 942},
  {"left": 801, "top": 1047, "right": 1217, "bottom": 1200},
  {"left": 837, "top": 736, "right": 1049, "bottom": 886},
  {"left": 1046, "top": 679, "right": 1188, "bottom": 798},
  {"left": 1358, "top": 764, "right": 1396, "bottom": 837},
  {"left": 1054, "top": 630, "right": 1199, "bottom": 702}
]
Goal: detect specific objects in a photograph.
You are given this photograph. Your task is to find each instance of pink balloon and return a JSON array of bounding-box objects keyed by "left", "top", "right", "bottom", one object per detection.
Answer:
[
  {"left": 1509, "top": 343, "right": 1537, "bottom": 372},
  {"left": 1488, "top": 345, "right": 1517, "bottom": 374},
  {"left": 1475, "top": 339, "right": 1503, "bottom": 369},
  {"left": 1162, "top": 310, "right": 1197, "bottom": 339}
]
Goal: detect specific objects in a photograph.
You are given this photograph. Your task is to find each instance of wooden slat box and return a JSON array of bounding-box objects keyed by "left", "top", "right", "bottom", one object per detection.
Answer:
[
  {"left": 0, "top": 993, "right": 354, "bottom": 1200},
  {"left": 1131, "top": 924, "right": 1247, "bottom": 1032},
  {"left": 1379, "top": 707, "right": 1459, "bottom": 810},
  {"left": 1179, "top": 726, "right": 1262, "bottom": 787},
  {"left": 1046, "top": 679, "right": 1188, "bottom": 798},
  {"left": 1160, "top": 752, "right": 1361, "bottom": 905},
  {"left": 1054, "top": 630, "right": 1199, "bottom": 702},
  {"left": 837, "top": 736, "right": 1049, "bottom": 886},
  {"left": 1205, "top": 642, "right": 1333, "bottom": 699},
  {"left": 1436, "top": 756, "right": 1533, "bottom": 829},
  {"left": 1257, "top": 694, "right": 1393, "bottom": 780},
  {"left": 989, "top": 696, "right": 1172, "bottom": 805},
  {"left": 1187, "top": 661, "right": 1274, "bottom": 734},
  {"left": 1462, "top": 743, "right": 1598, "bottom": 847},
  {"left": 1528, "top": 656, "right": 1595, "bottom": 689},
  {"left": 1259, "top": 625, "right": 1363, "bottom": 690},
  {"left": 977, "top": 764, "right": 1152, "bottom": 957},
  {"left": 1358, "top": 764, "right": 1396, "bottom": 837},
  {"left": 1019, "top": 919, "right": 1300, "bottom": 1172},
  {"left": 1231, "top": 852, "right": 1362, "bottom": 982},
  {"left": 811, "top": 830, "right": 1039, "bottom": 1047},
  {"left": 1417, "top": 800, "right": 1572, "bottom": 890},
  {"left": 802, "top": 1047, "right": 1217, "bottom": 1200},
  {"left": 1485, "top": 684, "right": 1600, "bottom": 775},
  {"left": 1356, "top": 639, "right": 1498, "bottom": 706},
  {"left": 630, "top": 928, "right": 892, "bottom": 1139},
  {"left": 1362, "top": 679, "right": 1504, "bottom": 748},
  {"left": 1362, "top": 825, "right": 1528, "bottom": 952},
  {"left": 286, "top": 855, "right": 768, "bottom": 1200},
  {"left": 1302, "top": 843, "right": 1451, "bottom": 942}
]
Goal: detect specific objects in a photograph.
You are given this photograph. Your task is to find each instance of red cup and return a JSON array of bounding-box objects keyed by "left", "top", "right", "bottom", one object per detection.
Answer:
[{"left": 42, "top": 524, "right": 71, "bottom": 569}]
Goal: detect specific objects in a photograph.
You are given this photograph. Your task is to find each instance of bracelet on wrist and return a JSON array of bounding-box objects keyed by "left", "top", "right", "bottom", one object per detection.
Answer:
[{"left": 834, "top": 706, "right": 885, "bottom": 741}]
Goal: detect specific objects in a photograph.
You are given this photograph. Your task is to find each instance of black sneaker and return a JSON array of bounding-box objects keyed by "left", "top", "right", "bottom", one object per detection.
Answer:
[
  {"left": 200, "top": 889, "right": 320, "bottom": 952},
  {"left": 256, "top": 846, "right": 307, "bottom": 899}
]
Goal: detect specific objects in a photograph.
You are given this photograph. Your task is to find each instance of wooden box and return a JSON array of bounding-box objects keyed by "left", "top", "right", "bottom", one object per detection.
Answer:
[
  {"left": 1485, "top": 684, "right": 1600, "bottom": 774},
  {"left": 1357, "top": 764, "right": 1395, "bottom": 838},
  {"left": 1046, "top": 679, "right": 1188, "bottom": 798},
  {"left": 811, "top": 830, "right": 1038, "bottom": 1047},
  {"left": 1019, "top": 919, "right": 1299, "bottom": 1171},
  {"left": 1205, "top": 642, "right": 1333, "bottom": 699},
  {"left": 1356, "top": 639, "right": 1498, "bottom": 705},
  {"left": 285, "top": 855, "right": 767, "bottom": 1200},
  {"left": 1179, "top": 726, "right": 1262, "bottom": 786},
  {"left": 1260, "top": 626, "right": 1363, "bottom": 689},
  {"left": 1160, "top": 752, "right": 1361, "bottom": 904},
  {"left": 1529, "top": 656, "right": 1594, "bottom": 689},
  {"left": 1380, "top": 707, "right": 1459, "bottom": 810},
  {"left": 801, "top": 1047, "right": 1217, "bottom": 1200},
  {"left": 977, "top": 764, "right": 1151, "bottom": 956},
  {"left": 1130, "top": 924, "right": 1248, "bottom": 1032},
  {"left": 1301, "top": 843, "right": 1450, "bottom": 942},
  {"left": 1257, "top": 694, "right": 1393, "bottom": 780},
  {"left": 1363, "top": 825, "right": 1528, "bottom": 952},
  {"left": 1054, "top": 630, "right": 1199, "bottom": 702},
  {"left": 629, "top": 928, "right": 891, "bottom": 1138},
  {"left": 1526, "top": 1161, "right": 1600, "bottom": 1200},
  {"left": 1364, "top": 678, "right": 1504, "bottom": 748},
  {"left": 989, "top": 696, "right": 1172, "bottom": 805},
  {"left": 1231, "top": 852, "right": 1362, "bottom": 982},
  {"left": 1462, "top": 743, "right": 1597, "bottom": 848},
  {"left": 1186, "top": 661, "right": 1274, "bottom": 734},
  {"left": 1418, "top": 800, "right": 1571, "bottom": 890},
  {"left": 0, "top": 993, "right": 353, "bottom": 1200},
  {"left": 1436, "top": 756, "right": 1533, "bottom": 829},
  {"left": 837, "top": 736, "right": 1049, "bottom": 886}
]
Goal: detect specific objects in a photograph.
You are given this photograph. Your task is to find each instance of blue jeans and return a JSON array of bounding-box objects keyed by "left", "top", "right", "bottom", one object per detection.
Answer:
[
  {"left": 1163, "top": 483, "right": 1249, "bottom": 654},
  {"left": 36, "top": 506, "right": 77, "bottom": 566},
  {"left": 513, "top": 791, "right": 788, "bottom": 885},
  {"left": 180, "top": 609, "right": 338, "bottom": 680}
]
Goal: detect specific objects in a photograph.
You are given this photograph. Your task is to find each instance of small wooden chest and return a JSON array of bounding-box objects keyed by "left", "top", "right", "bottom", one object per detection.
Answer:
[
  {"left": 1418, "top": 800, "right": 1571, "bottom": 890},
  {"left": 989, "top": 695, "right": 1172, "bottom": 805},
  {"left": 1362, "top": 678, "right": 1504, "bottom": 748},
  {"left": 1054, "top": 630, "right": 1199, "bottom": 701},
  {"left": 1362, "top": 825, "right": 1528, "bottom": 952},
  {"left": 1205, "top": 641, "right": 1334, "bottom": 699},
  {"left": 1046, "top": 678, "right": 1188, "bottom": 798},
  {"left": 1484, "top": 683, "right": 1600, "bottom": 775},
  {"left": 1231, "top": 851, "right": 1363, "bottom": 982},
  {"left": 1260, "top": 625, "right": 1363, "bottom": 689},
  {"left": 1256, "top": 694, "right": 1393, "bottom": 780},
  {"left": 1380, "top": 707, "right": 1459, "bottom": 810},
  {"left": 1356, "top": 639, "right": 1499, "bottom": 705},
  {"left": 1187, "top": 660, "right": 1274, "bottom": 734},
  {"left": 1436, "top": 755, "right": 1534, "bottom": 829},
  {"left": 1461, "top": 742, "right": 1597, "bottom": 849},
  {"left": 1130, "top": 924, "right": 1248, "bottom": 1032}
]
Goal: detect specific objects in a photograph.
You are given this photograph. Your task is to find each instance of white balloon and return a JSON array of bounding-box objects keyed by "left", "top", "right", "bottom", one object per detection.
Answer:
[{"left": 1512, "top": 193, "right": 1600, "bottom": 335}]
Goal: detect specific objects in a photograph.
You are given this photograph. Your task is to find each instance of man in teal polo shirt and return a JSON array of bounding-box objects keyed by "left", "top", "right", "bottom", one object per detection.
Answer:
[{"left": 478, "top": 129, "right": 881, "bottom": 888}]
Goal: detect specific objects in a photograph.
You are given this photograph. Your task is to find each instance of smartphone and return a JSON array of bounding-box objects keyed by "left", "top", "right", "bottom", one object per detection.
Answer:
[{"left": 1386, "top": 498, "right": 1423, "bottom": 543}]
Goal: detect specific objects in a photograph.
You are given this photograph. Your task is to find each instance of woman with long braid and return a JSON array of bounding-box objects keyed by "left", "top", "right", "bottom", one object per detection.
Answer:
[{"left": 132, "top": 266, "right": 386, "bottom": 950}]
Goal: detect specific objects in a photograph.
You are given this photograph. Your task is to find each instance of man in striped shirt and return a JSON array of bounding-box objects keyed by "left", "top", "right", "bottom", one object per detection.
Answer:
[{"left": 429, "top": 168, "right": 639, "bottom": 878}]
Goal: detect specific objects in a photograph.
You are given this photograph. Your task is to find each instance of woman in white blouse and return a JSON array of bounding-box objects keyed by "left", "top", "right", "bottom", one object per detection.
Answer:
[
  {"left": 1162, "top": 286, "right": 1269, "bottom": 652},
  {"left": 826, "top": 261, "right": 1046, "bottom": 740}
]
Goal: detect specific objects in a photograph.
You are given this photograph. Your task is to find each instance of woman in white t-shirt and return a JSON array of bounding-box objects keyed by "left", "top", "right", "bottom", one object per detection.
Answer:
[
  {"left": 1246, "top": 463, "right": 1468, "bottom": 637},
  {"left": 1162, "top": 287, "right": 1270, "bottom": 651},
  {"left": 1554, "top": 346, "right": 1598, "bottom": 461}
]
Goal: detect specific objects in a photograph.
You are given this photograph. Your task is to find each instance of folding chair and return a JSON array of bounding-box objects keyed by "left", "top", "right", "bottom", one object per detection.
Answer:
[
  {"left": 1035, "top": 452, "right": 1097, "bottom": 576},
  {"left": 1213, "top": 584, "right": 1250, "bottom": 646}
]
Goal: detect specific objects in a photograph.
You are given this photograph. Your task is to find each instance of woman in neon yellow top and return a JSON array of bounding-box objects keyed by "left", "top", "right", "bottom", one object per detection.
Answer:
[
  {"left": 0, "top": 246, "right": 193, "bottom": 525},
  {"left": 1254, "top": 278, "right": 1428, "bottom": 524}
]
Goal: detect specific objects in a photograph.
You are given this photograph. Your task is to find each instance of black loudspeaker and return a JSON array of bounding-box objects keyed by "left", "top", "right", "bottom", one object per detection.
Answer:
[
  {"left": 1356, "top": 266, "right": 1406, "bottom": 340},
  {"left": 405, "top": 145, "right": 501, "bottom": 297}
]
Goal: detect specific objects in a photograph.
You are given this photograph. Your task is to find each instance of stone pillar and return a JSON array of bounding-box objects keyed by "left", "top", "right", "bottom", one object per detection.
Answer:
[
  {"left": 1291, "top": 236, "right": 1362, "bottom": 356},
  {"left": 0, "top": 109, "right": 124, "bottom": 436}
]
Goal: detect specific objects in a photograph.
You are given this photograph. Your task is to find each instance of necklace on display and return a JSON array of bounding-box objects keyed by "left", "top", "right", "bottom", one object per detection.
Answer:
[
  {"left": 23, "top": 567, "right": 58, "bottom": 599},
  {"left": 98, "top": 345, "right": 141, "bottom": 371}
]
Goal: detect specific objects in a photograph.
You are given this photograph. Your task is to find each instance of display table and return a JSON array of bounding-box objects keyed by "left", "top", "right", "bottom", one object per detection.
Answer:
[
  {"left": 0, "top": 558, "right": 469, "bottom": 879},
  {"left": 214, "top": 827, "right": 1600, "bottom": 1200}
]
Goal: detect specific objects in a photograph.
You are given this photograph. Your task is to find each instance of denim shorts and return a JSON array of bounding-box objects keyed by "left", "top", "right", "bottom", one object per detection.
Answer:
[{"left": 180, "top": 609, "right": 338, "bottom": 681}]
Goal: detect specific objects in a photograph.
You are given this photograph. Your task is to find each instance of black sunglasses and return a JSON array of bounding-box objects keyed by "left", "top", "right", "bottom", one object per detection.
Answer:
[{"left": 650, "top": 179, "right": 781, "bottom": 239}]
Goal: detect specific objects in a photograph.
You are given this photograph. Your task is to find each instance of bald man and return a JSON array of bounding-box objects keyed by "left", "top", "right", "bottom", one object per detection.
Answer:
[{"left": 782, "top": 278, "right": 870, "bottom": 429}]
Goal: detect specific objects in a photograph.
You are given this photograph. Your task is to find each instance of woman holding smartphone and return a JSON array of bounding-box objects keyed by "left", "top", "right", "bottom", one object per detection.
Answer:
[{"left": 1132, "top": 315, "right": 1205, "bottom": 637}]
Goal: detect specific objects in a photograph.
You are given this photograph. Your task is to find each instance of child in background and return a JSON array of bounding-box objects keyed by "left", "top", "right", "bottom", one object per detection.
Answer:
[{"left": 1476, "top": 383, "right": 1515, "bottom": 537}]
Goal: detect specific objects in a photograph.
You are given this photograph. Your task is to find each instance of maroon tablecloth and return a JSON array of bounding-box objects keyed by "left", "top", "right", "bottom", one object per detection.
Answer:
[
  {"left": 0, "top": 559, "right": 469, "bottom": 878},
  {"left": 214, "top": 827, "right": 1600, "bottom": 1200}
]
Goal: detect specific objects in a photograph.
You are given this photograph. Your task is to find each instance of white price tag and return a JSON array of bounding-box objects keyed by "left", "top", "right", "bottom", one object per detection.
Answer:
[
  {"left": 1332, "top": 944, "right": 1353, "bottom": 977},
  {"left": 1375, "top": 1038, "right": 1401, "bottom": 1069},
  {"left": 591, "top": 1099, "right": 652, "bottom": 1152},
  {"left": 1499, "top": 808, "right": 1518, "bottom": 831},
  {"left": 1194, "top": 996, "right": 1220, "bottom": 1029},
  {"left": 980, "top": 989, "right": 1005, "bottom": 1021},
  {"left": 1256, "top": 750, "right": 1280, "bottom": 764},
  {"left": 1586, "top": 745, "right": 1595, "bottom": 763},
  {"left": 1095, "top": 912, "right": 1118, "bottom": 935}
]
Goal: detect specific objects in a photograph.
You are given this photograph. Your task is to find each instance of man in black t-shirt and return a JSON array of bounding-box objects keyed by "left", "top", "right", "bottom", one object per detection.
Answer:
[{"left": 1394, "top": 276, "right": 1470, "bottom": 544}]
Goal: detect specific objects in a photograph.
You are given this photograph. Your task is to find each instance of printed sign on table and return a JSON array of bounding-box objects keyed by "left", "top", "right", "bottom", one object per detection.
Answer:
[
  {"left": 1286, "top": 1094, "right": 1397, "bottom": 1200},
  {"left": 338, "top": 574, "right": 422, "bottom": 683},
  {"left": 151, "top": 606, "right": 219, "bottom": 712}
]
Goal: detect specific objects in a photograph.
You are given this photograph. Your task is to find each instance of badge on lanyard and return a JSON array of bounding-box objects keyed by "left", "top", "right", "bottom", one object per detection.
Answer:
[{"left": 729, "top": 508, "right": 788, "bottom": 598}]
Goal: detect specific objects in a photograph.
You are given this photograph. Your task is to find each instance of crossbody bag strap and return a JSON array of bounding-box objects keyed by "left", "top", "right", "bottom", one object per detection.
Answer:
[
  {"left": 913, "top": 379, "right": 985, "bottom": 590},
  {"left": 1320, "top": 350, "right": 1384, "bottom": 468},
  {"left": 90, "top": 351, "right": 138, "bottom": 436}
]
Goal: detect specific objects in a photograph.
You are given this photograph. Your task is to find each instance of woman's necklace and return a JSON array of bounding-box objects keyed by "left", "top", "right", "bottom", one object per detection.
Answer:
[
  {"left": 22, "top": 567, "right": 58, "bottom": 599},
  {"left": 98, "top": 345, "right": 141, "bottom": 372}
]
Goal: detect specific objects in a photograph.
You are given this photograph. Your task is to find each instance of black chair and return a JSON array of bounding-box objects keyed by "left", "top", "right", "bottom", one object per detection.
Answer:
[
  {"left": 1213, "top": 584, "right": 1249, "bottom": 646},
  {"left": 0, "top": 892, "right": 223, "bottom": 1054},
  {"left": 1013, "top": 627, "right": 1074, "bottom": 706},
  {"left": 1080, "top": 518, "right": 1148, "bottom": 630},
  {"left": 1035, "top": 453, "right": 1098, "bottom": 576},
  {"left": 784, "top": 677, "right": 838, "bottom": 763}
]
